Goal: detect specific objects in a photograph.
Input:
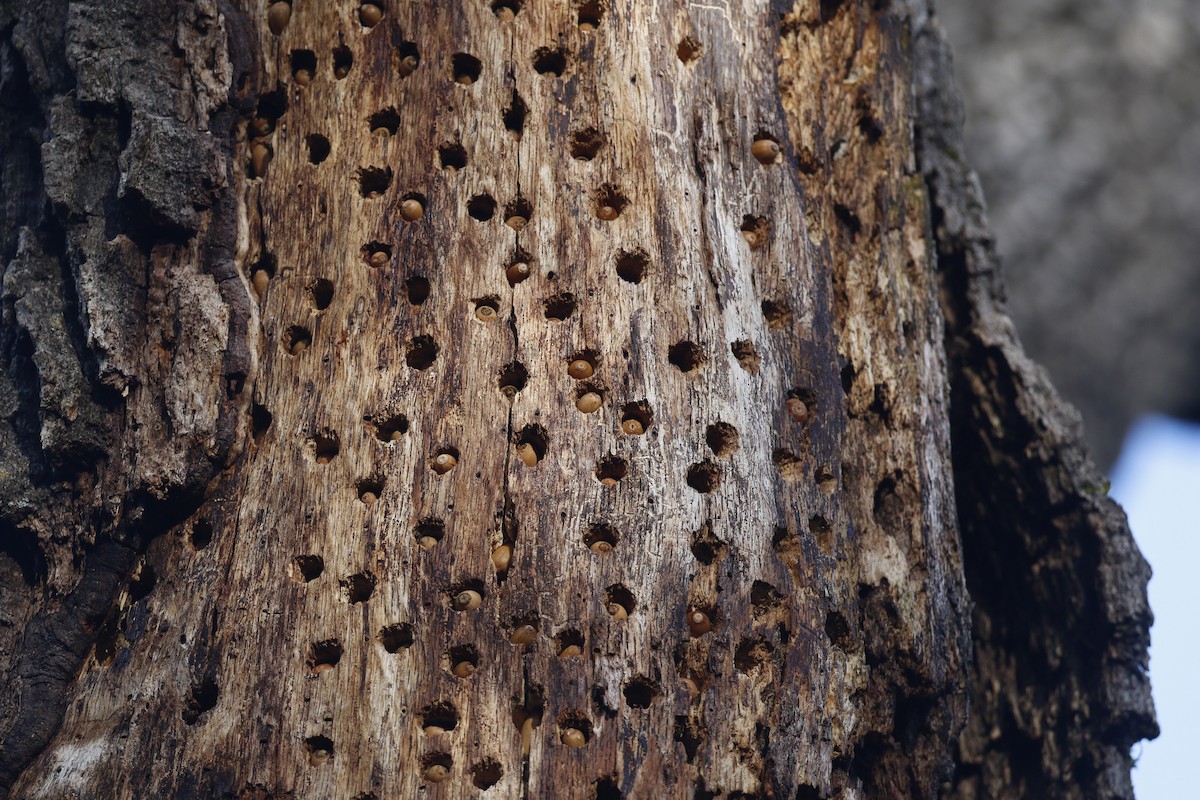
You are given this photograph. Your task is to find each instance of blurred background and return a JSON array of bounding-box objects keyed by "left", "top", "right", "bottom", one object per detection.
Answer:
[{"left": 939, "top": 1, "right": 1200, "bottom": 795}]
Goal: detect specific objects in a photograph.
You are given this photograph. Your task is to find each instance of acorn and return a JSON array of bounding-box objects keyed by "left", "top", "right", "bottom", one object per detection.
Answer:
[
  {"left": 455, "top": 74, "right": 475, "bottom": 86},
  {"left": 561, "top": 728, "right": 587, "bottom": 748},
  {"left": 290, "top": 338, "right": 308, "bottom": 355},
  {"left": 786, "top": 397, "right": 809, "bottom": 422},
  {"left": 599, "top": 476, "right": 618, "bottom": 488},
  {"left": 452, "top": 589, "right": 482, "bottom": 611},
  {"left": 519, "top": 716, "right": 534, "bottom": 756},
  {"left": 495, "top": 5, "right": 515, "bottom": 21},
  {"left": 475, "top": 304, "right": 497, "bottom": 321},
  {"left": 432, "top": 453, "right": 457, "bottom": 474},
  {"left": 424, "top": 764, "right": 449, "bottom": 783},
  {"left": 400, "top": 198, "right": 424, "bottom": 221},
  {"left": 334, "top": 63, "right": 351, "bottom": 79},
  {"left": 579, "top": 21, "right": 596, "bottom": 32},
  {"left": 621, "top": 418, "right": 644, "bottom": 435},
  {"left": 515, "top": 443, "right": 539, "bottom": 467},
  {"left": 510, "top": 625, "right": 537, "bottom": 645},
  {"left": 559, "top": 644, "right": 582, "bottom": 658},
  {"left": 359, "top": 2, "right": 383, "bottom": 27},
  {"left": 252, "top": 269, "right": 270, "bottom": 296},
  {"left": 597, "top": 204, "right": 618, "bottom": 221},
  {"left": 399, "top": 55, "right": 419, "bottom": 76},
  {"left": 293, "top": 68, "right": 311, "bottom": 86},
  {"left": 267, "top": 2, "right": 291, "bottom": 36},
  {"left": 360, "top": 491, "right": 377, "bottom": 505},
  {"left": 506, "top": 214, "right": 528, "bottom": 231},
  {"left": 418, "top": 535, "right": 438, "bottom": 550},
  {"left": 589, "top": 540, "right": 613, "bottom": 555},
  {"left": 451, "top": 660, "right": 476, "bottom": 678},
  {"left": 308, "top": 748, "right": 330, "bottom": 766},
  {"left": 251, "top": 143, "right": 271, "bottom": 178},
  {"left": 575, "top": 392, "right": 602, "bottom": 413},
  {"left": 567, "top": 359, "right": 594, "bottom": 380},
  {"left": 687, "top": 609, "right": 712, "bottom": 636},
  {"left": 310, "top": 662, "right": 333, "bottom": 674},
  {"left": 491, "top": 544, "right": 512, "bottom": 572},
  {"left": 423, "top": 725, "right": 445, "bottom": 737},
  {"left": 505, "top": 261, "right": 530, "bottom": 285},
  {"left": 250, "top": 116, "right": 273, "bottom": 136},
  {"left": 751, "top": 138, "right": 781, "bottom": 165},
  {"left": 607, "top": 603, "right": 628, "bottom": 621},
  {"left": 368, "top": 250, "right": 389, "bottom": 268}
]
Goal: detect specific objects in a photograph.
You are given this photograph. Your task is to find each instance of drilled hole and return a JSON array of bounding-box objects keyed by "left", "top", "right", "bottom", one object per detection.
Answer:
[
  {"left": 570, "top": 127, "right": 603, "bottom": 160},
  {"left": 332, "top": 45, "right": 353, "bottom": 79},
  {"left": 414, "top": 518, "right": 445, "bottom": 550},
  {"left": 533, "top": 47, "right": 567, "bottom": 76},
  {"left": 556, "top": 629, "right": 585, "bottom": 657},
  {"left": 595, "top": 777, "right": 623, "bottom": 800},
  {"left": 379, "top": 623, "right": 414, "bottom": 653},
  {"left": 492, "top": 0, "right": 521, "bottom": 19},
  {"left": 734, "top": 637, "right": 774, "bottom": 673},
  {"left": 452, "top": 52, "right": 482, "bottom": 85},
  {"left": 190, "top": 520, "right": 213, "bottom": 550},
  {"left": 615, "top": 249, "right": 648, "bottom": 283},
  {"left": 304, "top": 735, "right": 333, "bottom": 767},
  {"left": 503, "top": 90, "right": 527, "bottom": 136},
  {"left": 686, "top": 461, "right": 721, "bottom": 493},
  {"left": 584, "top": 523, "right": 619, "bottom": 554},
  {"left": 421, "top": 702, "right": 459, "bottom": 735},
  {"left": 668, "top": 340, "right": 704, "bottom": 372},
  {"left": 619, "top": 401, "right": 652, "bottom": 436},
  {"left": 690, "top": 522, "right": 726, "bottom": 565},
  {"left": 306, "top": 134, "right": 330, "bottom": 164},
  {"left": 290, "top": 50, "right": 317, "bottom": 86},
  {"left": 515, "top": 424, "right": 547, "bottom": 466},
  {"left": 705, "top": 422, "right": 739, "bottom": 457},
  {"left": 421, "top": 752, "right": 453, "bottom": 783},
  {"left": 762, "top": 299, "right": 792, "bottom": 329},
  {"left": 431, "top": 447, "right": 459, "bottom": 475},
  {"left": 438, "top": 142, "right": 467, "bottom": 171},
  {"left": 341, "top": 572, "right": 376, "bottom": 604},
  {"left": 468, "top": 193, "right": 496, "bottom": 220},
  {"left": 396, "top": 41, "right": 420, "bottom": 76},
  {"left": 731, "top": 339, "right": 759, "bottom": 372},
  {"left": 473, "top": 296, "right": 500, "bottom": 321},
  {"left": 309, "top": 279, "right": 334, "bottom": 310},
  {"left": 471, "top": 759, "right": 503, "bottom": 790},
  {"left": 741, "top": 215, "right": 769, "bottom": 249},
  {"left": 772, "top": 449, "right": 803, "bottom": 480},
  {"left": 369, "top": 107, "right": 399, "bottom": 135},
  {"left": 677, "top": 36, "right": 702, "bottom": 63},
  {"left": 449, "top": 644, "right": 479, "bottom": 677},
  {"left": 825, "top": 610, "right": 851, "bottom": 648},
  {"left": 605, "top": 584, "right": 635, "bottom": 619},
  {"left": 182, "top": 677, "right": 218, "bottom": 725},
  {"left": 577, "top": 0, "right": 603, "bottom": 29},
  {"left": 543, "top": 292, "right": 577, "bottom": 320},
  {"left": 358, "top": 166, "right": 392, "bottom": 198},
  {"left": 284, "top": 325, "right": 312, "bottom": 355},
  {"left": 751, "top": 580, "right": 787, "bottom": 622},
  {"left": 623, "top": 677, "right": 660, "bottom": 709},
  {"left": 128, "top": 564, "right": 156, "bottom": 602},
  {"left": 251, "top": 403, "right": 273, "bottom": 440},
  {"left": 505, "top": 198, "right": 533, "bottom": 231},
  {"left": 310, "top": 431, "right": 340, "bottom": 463},
  {"left": 370, "top": 413, "right": 408, "bottom": 441},
  {"left": 405, "top": 276, "right": 430, "bottom": 305},
  {"left": 294, "top": 554, "right": 324, "bottom": 582},
  {"left": 498, "top": 361, "right": 528, "bottom": 397},
  {"left": 595, "top": 455, "right": 627, "bottom": 486},
  {"left": 362, "top": 241, "right": 391, "bottom": 269},
  {"left": 308, "top": 639, "right": 343, "bottom": 673},
  {"left": 406, "top": 335, "right": 438, "bottom": 370},
  {"left": 356, "top": 478, "right": 383, "bottom": 505},
  {"left": 595, "top": 185, "right": 628, "bottom": 221}
]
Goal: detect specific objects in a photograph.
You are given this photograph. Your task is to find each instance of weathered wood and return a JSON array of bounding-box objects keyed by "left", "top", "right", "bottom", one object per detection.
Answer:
[{"left": 0, "top": 0, "right": 1153, "bottom": 798}]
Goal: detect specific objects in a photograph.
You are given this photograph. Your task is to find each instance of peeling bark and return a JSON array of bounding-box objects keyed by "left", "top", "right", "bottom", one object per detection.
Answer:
[{"left": 0, "top": 1, "right": 1153, "bottom": 798}]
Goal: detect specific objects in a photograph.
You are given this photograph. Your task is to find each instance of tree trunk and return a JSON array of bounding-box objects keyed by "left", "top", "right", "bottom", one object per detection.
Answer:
[{"left": 0, "top": 1, "right": 1155, "bottom": 799}]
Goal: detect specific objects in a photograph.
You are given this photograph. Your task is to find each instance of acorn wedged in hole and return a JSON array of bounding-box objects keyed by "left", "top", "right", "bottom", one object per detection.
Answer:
[
  {"left": 589, "top": 540, "right": 613, "bottom": 555},
  {"left": 475, "top": 304, "right": 497, "bottom": 321},
  {"left": 400, "top": 198, "right": 424, "bottom": 221},
  {"left": 451, "top": 660, "right": 476, "bottom": 678},
  {"left": 687, "top": 609, "right": 712, "bottom": 636},
  {"left": 751, "top": 138, "right": 781, "bottom": 165},
  {"left": 515, "top": 443, "right": 539, "bottom": 467},
  {"left": 506, "top": 215, "right": 528, "bottom": 231},
  {"left": 308, "top": 748, "right": 329, "bottom": 766},
  {"left": 567, "top": 359, "right": 594, "bottom": 380},
  {"left": 368, "top": 250, "right": 389, "bottom": 268},
  {"left": 418, "top": 534, "right": 438, "bottom": 550},
  {"left": 597, "top": 204, "right": 618, "bottom": 221},
  {"left": 506, "top": 262, "right": 530, "bottom": 285},
  {"left": 510, "top": 625, "right": 537, "bottom": 645},
  {"left": 559, "top": 644, "right": 582, "bottom": 658},
  {"left": 267, "top": 2, "right": 291, "bottom": 36},
  {"left": 432, "top": 453, "right": 457, "bottom": 474},
  {"left": 607, "top": 603, "right": 628, "bottom": 621},
  {"left": 787, "top": 397, "right": 809, "bottom": 422},
  {"left": 293, "top": 68, "right": 312, "bottom": 86},
  {"left": 452, "top": 589, "right": 482, "bottom": 611},
  {"left": 359, "top": 2, "right": 383, "bottom": 27},
  {"left": 251, "top": 143, "right": 271, "bottom": 178},
  {"left": 252, "top": 269, "right": 270, "bottom": 296},
  {"left": 560, "top": 728, "right": 587, "bottom": 748},
  {"left": 621, "top": 418, "right": 644, "bottom": 435},
  {"left": 359, "top": 491, "right": 377, "bottom": 505},
  {"left": 399, "top": 55, "right": 419, "bottom": 76},
  {"left": 424, "top": 764, "right": 449, "bottom": 783},
  {"left": 491, "top": 544, "right": 512, "bottom": 572},
  {"left": 576, "top": 392, "right": 602, "bottom": 413}
]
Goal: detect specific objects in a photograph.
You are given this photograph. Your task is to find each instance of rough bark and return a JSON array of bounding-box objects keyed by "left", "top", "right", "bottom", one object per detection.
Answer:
[{"left": 0, "top": 1, "right": 1153, "bottom": 799}]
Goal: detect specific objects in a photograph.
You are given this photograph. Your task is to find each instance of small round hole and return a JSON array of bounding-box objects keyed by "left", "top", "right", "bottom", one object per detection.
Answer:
[
  {"left": 569, "top": 127, "right": 603, "bottom": 160},
  {"left": 305, "top": 134, "right": 330, "bottom": 164},
  {"left": 369, "top": 107, "right": 400, "bottom": 135},
  {"left": 468, "top": 193, "right": 496, "bottom": 221},
  {"left": 356, "top": 479, "right": 384, "bottom": 505},
  {"left": 304, "top": 735, "right": 333, "bottom": 767},
  {"left": 533, "top": 47, "right": 567, "bottom": 77},
  {"left": 431, "top": 447, "right": 459, "bottom": 475},
  {"left": 379, "top": 623, "right": 414, "bottom": 653},
  {"left": 449, "top": 644, "right": 479, "bottom": 677},
  {"left": 451, "top": 53, "right": 482, "bottom": 85},
  {"left": 406, "top": 335, "right": 438, "bottom": 370},
  {"left": 473, "top": 296, "right": 500, "bottom": 321},
  {"left": 615, "top": 249, "right": 648, "bottom": 283},
  {"left": 623, "top": 677, "right": 660, "bottom": 709},
  {"left": 438, "top": 142, "right": 467, "bottom": 170},
  {"left": 731, "top": 339, "right": 760, "bottom": 373},
  {"left": 677, "top": 36, "right": 702, "bottom": 63},
  {"left": 307, "top": 639, "right": 343, "bottom": 673},
  {"left": 667, "top": 340, "right": 705, "bottom": 372},
  {"left": 555, "top": 628, "right": 585, "bottom": 657},
  {"left": 290, "top": 50, "right": 317, "bottom": 86},
  {"left": 543, "top": 292, "right": 577, "bottom": 320},
  {"left": 284, "top": 326, "right": 312, "bottom": 355},
  {"left": 595, "top": 455, "right": 626, "bottom": 486},
  {"left": 332, "top": 46, "right": 353, "bottom": 79},
  {"left": 294, "top": 554, "right": 324, "bottom": 582},
  {"left": 310, "top": 431, "right": 340, "bottom": 463},
  {"left": 584, "top": 523, "right": 618, "bottom": 554},
  {"left": 605, "top": 584, "right": 635, "bottom": 620},
  {"left": 741, "top": 215, "right": 769, "bottom": 249},
  {"left": 498, "top": 361, "right": 528, "bottom": 396},
  {"left": 414, "top": 518, "right": 445, "bottom": 549},
  {"left": 686, "top": 461, "right": 721, "bottom": 494},
  {"left": 396, "top": 41, "right": 420, "bottom": 76},
  {"left": 405, "top": 276, "right": 430, "bottom": 305},
  {"left": 705, "top": 422, "right": 739, "bottom": 457},
  {"left": 762, "top": 299, "right": 792, "bottom": 329},
  {"left": 370, "top": 413, "right": 409, "bottom": 441},
  {"left": 358, "top": 166, "right": 392, "bottom": 198},
  {"left": 341, "top": 571, "right": 376, "bottom": 604},
  {"left": 492, "top": 0, "right": 521, "bottom": 19},
  {"left": 595, "top": 185, "right": 627, "bottom": 220}
]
